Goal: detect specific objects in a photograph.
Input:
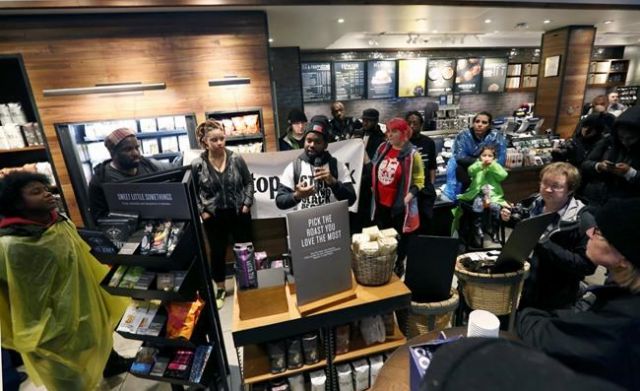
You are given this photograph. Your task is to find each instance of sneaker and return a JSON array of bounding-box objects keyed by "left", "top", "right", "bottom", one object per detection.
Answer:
[{"left": 216, "top": 289, "right": 226, "bottom": 310}]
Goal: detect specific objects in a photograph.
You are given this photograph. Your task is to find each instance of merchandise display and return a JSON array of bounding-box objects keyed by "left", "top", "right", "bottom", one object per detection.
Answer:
[{"left": 206, "top": 109, "right": 266, "bottom": 152}]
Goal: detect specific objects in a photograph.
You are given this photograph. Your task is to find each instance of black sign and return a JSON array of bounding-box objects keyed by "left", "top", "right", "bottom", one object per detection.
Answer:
[
  {"left": 367, "top": 60, "right": 397, "bottom": 99},
  {"left": 426, "top": 59, "right": 455, "bottom": 97},
  {"left": 302, "top": 62, "right": 332, "bottom": 103},
  {"left": 454, "top": 58, "right": 484, "bottom": 94},
  {"left": 481, "top": 58, "right": 508, "bottom": 93},
  {"left": 103, "top": 182, "right": 191, "bottom": 219},
  {"left": 334, "top": 61, "right": 366, "bottom": 101}
]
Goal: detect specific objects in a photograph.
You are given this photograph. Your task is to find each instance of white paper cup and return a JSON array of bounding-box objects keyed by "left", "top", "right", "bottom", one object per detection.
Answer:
[{"left": 467, "top": 309, "right": 500, "bottom": 338}]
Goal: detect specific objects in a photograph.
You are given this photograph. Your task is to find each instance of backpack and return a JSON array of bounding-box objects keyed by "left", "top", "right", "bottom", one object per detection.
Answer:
[{"left": 293, "top": 156, "right": 339, "bottom": 186}]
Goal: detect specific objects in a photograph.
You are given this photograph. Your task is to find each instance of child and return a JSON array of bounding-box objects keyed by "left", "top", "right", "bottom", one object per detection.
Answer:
[{"left": 452, "top": 145, "right": 509, "bottom": 247}]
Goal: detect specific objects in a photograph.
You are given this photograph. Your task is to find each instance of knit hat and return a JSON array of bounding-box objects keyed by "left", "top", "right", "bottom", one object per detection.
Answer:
[
  {"left": 287, "top": 108, "right": 308, "bottom": 124},
  {"left": 104, "top": 127, "right": 136, "bottom": 153},
  {"left": 303, "top": 115, "right": 330, "bottom": 143},
  {"left": 362, "top": 108, "right": 380, "bottom": 121},
  {"left": 595, "top": 198, "right": 640, "bottom": 268},
  {"left": 386, "top": 117, "right": 411, "bottom": 141}
]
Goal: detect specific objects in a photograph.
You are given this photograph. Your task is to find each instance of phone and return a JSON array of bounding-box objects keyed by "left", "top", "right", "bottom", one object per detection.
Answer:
[{"left": 605, "top": 161, "right": 616, "bottom": 168}]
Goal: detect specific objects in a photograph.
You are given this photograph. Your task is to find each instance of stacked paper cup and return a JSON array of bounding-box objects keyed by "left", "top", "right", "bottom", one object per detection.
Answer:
[{"left": 467, "top": 310, "right": 500, "bottom": 338}]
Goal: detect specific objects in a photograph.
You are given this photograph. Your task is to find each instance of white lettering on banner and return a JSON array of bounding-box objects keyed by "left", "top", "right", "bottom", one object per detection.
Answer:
[{"left": 184, "top": 139, "right": 365, "bottom": 219}]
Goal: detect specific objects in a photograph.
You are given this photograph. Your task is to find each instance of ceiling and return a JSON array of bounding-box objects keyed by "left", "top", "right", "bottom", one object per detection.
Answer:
[{"left": 262, "top": 5, "right": 640, "bottom": 50}]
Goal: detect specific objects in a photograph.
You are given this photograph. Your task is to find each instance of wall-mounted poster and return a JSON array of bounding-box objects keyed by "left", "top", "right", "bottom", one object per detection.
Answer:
[
  {"left": 454, "top": 58, "right": 483, "bottom": 94},
  {"left": 426, "top": 59, "right": 455, "bottom": 97},
  {"left": 334, "top": 61, "right": 366, "bottom": 101},
  {"left": 367, "top": 60, "right": 397, "bottom": 99},
  {"left": 481, "top": 58, "right": 508, "bottom": 93},
  {"left": 301, "top": 62, "right": 332, "bottom": 102},
  {"left": 398, "top": 59, "right": 427, "bottom": 97}
]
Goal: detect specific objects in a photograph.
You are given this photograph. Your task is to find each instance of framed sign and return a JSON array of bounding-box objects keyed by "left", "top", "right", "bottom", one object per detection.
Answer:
[
  {"left": 398, "top": 59, "right": 427, "bottom": 97},
  {"left": 454, "top": 58, "right": 483, "bottom": 94},
  {"left": 426, "top": 59, "right": 455, "bottom": 97},
  {"left": 301, "top": 62, "right": 332, "bottom": 102},
  {"left": 481, "top": 58, "right": 508, "bottom": 93},
  {"left": 334, "top": 61, "right": 366, "bottom": 101},
  {"left": 544, "top": 55, "right": 561, "bottom": 77},
  {"left": 367, "top": 60, "right": 397, "bottom": 99}
]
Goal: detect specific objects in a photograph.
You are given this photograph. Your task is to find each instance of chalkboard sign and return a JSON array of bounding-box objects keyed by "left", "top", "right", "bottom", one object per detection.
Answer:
[
  {"left": 302, "top": 62, "right": 332, "bottom": 102},
  {"left": 454, "top": 58, "right": 484, "bottom": 94},
  {"left": 398, "top": 59, "right": 427, "bottom": 97},
  {"left": 426, "top": 59, "right": 455, "bottom": 97},
  {"left": 367, "top": 60, "right": 397, "bottom": 99},
  {"left": 482, "top": 58, "right": 508, "bottom": 93},
  {"left": 334, "top": 61, "right": 366, "bottom": 101}
]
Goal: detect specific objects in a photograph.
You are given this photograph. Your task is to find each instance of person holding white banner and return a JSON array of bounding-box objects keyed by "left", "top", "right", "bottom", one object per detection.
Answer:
[{"left": 276, "top": 116, "right": 356, "bottom": 210}]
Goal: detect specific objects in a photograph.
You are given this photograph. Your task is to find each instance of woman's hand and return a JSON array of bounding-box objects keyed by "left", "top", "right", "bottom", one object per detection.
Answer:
[
  {"left": 241, "top": 205, "right": 251, "bottom": 214},
  {"left": 612, "top": 162, "right": 631, "bottom": 176},
  {"left": 201, "top": 211, "right": 212, "bottom": 220}
]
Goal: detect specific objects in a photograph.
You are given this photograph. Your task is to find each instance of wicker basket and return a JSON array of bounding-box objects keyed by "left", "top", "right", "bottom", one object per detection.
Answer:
[
  {"left": 406, "top": 290, "right": 459, "bottom": 338},
  {"left": 351, "top": 246, "right": 396, "bottom": 286},
  {"left": 454, "top": 257, "right": 530, "bottom": 316}
]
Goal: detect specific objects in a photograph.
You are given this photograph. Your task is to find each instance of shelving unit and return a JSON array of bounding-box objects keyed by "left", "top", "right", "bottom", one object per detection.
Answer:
[
  {"left": 96, "top": 167, "right": 229, "bottom": 390},
  {"left": 232, "top": 276, "right": 411, "bottom": 390},
  {"left": 588, "top": 59, "right": 629, "bottom": 87},
  {"left": 204, "top": 108, "right": 265, "bottom": 153},
  {"left": 616, "top": 85, "right": 639, "bottom": 106},
  {"left": 505, "top": 62, "right": 539, "bottom": 91}
]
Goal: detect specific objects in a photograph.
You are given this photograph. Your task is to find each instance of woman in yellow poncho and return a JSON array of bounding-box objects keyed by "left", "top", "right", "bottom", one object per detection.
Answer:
[{"left": 0, "top": 172, "right": 129, "bottom": 390}]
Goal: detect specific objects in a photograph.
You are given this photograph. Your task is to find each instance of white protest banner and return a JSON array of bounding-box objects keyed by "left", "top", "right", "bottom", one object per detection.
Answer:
[{"left": 184, "top": 139, "right": 365, "bottom": 219}]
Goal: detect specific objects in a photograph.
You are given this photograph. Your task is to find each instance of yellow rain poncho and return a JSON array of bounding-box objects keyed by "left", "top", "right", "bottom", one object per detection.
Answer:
[{"left": 0, "top": 216, "right": 129, "bottom": 390}]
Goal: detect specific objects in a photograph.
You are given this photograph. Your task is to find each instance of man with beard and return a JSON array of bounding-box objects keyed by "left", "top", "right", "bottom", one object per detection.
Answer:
[
  {"left": 276, "top": 116, "right": 356, "bottom": 210},
  {"left": 88, "top": 128, "right": 170, "bottom": 224}
]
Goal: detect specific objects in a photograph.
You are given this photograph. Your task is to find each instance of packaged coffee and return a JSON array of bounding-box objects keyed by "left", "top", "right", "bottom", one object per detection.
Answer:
[
  {"left": 351, "top": 359, "right": 370, "bottom": 391},
  {"left": 233, "top": 242, "right": 258, "bottom": 290},
  {"left": 309, "top": 370, "right": 326, "bottom": 391},
  {"left": 302, "top": 332, "right": 320, "bottom": 364},
  {"left": 286, "top": 337, "right": 303, "bottom": 369},
  {"left": 270, "top": 379, "right": 289, "bottom": 391},
  {"left": 335, "top": 324, "right": 351, "bottom": 354},
  {"left": 336, "top": 363, "right": 354, "bottom": 391},
  {"left": 287, "top": 374, "right": 305, "bottom": 391},
  {"left": 369, "top": 355, "right": 384, "bottom": 386},
  {"left": 266, "top": 340, "right": 287, "bottom": 373}
]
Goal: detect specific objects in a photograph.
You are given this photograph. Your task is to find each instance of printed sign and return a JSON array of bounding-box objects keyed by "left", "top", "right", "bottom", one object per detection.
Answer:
[
  {"left": 426, "top": 59, "right": 455, "bottom": 97},
  {"left": 334, "top": 61, "right": 366, "bottom": 101},
  {"left": 398, "top": 59, "right": 427, "bottom": 97},
  {"left": 302, "top": 62, "right": 332, "bottom": 102},
  {"left": 103, "top": 182, "right": 191, "bottom": 219},
  {"left": 481, "top": 58, "right": 508, "bottom": 93},
  {"left": 454, "top": 58, "right": 484, "bottom": 94},
  {"left": 367, "top": 60, "right": 397, "bottom": 99}
]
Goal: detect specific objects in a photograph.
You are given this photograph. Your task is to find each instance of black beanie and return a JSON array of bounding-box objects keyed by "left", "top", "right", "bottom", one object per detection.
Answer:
[
  {"left": 303, "top": 115, "right": 330, "bottom": 143},
  {"left": 595, "top": 198, "right": 640, "bottom": 268},
  {"left": 362, "top": 108, "right": 380, "bottom": 121},
  {"left": 287, "top": 108, "right": 308, "bottom": 124},
  {"left": 580, "top": 113, "right": 606, "bottom": 134}
]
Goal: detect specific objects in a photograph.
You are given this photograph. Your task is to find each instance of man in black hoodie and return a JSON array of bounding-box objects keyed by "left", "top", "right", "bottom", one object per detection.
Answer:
[
  {"left": 88, "top": 128, "right": 170, "bottom": 224},
  {"left": 581, "top": 105, "right": 640, "bottom": 207}
]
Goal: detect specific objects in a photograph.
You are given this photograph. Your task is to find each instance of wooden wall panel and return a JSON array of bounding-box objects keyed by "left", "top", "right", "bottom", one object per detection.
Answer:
[{"left": 0, "top": 12, "right": 275, "bottom": 226}]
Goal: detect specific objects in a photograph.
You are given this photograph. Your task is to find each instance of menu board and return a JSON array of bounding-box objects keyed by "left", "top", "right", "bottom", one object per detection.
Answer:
[
  {"left": 481, "top": 58, "right": 508, "bottom": 93},
  {"left": 426, "top": 59, "right": 455, "bottom": 97},
  {"left": 302, "top": 62, "right": 332, "bottom": 102},
  {"left": 334, "top": 61, "right": 366, "bottom": 101},
  {"left": 367, "top": 60, "right": 397, "bottom": 99},
  {"left": 398, "top": 59, "right": 427, "bottom": 97},
  {"left": 454, "top": 58, "right": 484, "bottom": 94}
]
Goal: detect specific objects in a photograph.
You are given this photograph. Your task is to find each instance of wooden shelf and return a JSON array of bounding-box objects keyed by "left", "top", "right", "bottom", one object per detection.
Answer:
[
  {"left": 334, "top": 323, "right": 406, "bottom": 365},
  {"left": 243, "top": 344, "right": 327, "bottom": 385},
  {"left": 505, "top": 87, "right": 536, "bottom": 92},
  {"left": 0, "top": 145, "right": 46, "bottom": 155}
]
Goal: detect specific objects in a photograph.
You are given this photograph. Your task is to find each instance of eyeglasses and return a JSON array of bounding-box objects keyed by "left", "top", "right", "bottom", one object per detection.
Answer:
[{"left": 540, "top": 181, "right": 567, "bottom": 192}]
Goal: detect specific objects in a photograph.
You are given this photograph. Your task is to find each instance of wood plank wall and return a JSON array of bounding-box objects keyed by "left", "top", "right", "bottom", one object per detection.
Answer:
[
  {"left": 0, "top": 12, "right": 276, "bottom": 226},
  {"left": 535, "top": 26, "right": 595, "bottom": 139}
]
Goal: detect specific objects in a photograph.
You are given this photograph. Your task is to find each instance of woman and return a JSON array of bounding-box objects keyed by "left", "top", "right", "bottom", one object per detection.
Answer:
[
  {"left": 553, "top": 113, "right": 606, "bottom": 169},
  {"left": 192, "top": 120, "right": 254, "bottom": 309},
  {"left": 371, "top": 118, "right": 424, "bottom": 276},
  {"left": 443, "top": 111, "right": 506, "bottom": 201},
  {"left": 0, "top": 172, "right": 129, "bottom": 390}
]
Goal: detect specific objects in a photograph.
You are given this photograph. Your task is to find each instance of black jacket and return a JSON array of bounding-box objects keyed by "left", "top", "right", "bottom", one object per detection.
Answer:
[
  {"left": 329, "top": 117, "right": 360, "bottom": 141},
  {"left": 518, "top": 285, "right": 640, "bottom": 390},
  {"left": 505, "top": 195, "right": 595, "bottom": 310},
  {"left": 278, "top": 128, "right": 305, "bottom": 151}
]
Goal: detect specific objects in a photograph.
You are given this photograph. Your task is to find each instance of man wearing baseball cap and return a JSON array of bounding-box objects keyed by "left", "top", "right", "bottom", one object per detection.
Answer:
[
  {"left": 276, "top": 115, "right": 356, "bottom": 210},
  {"left": 517, "top": 198, "right": 640, "bottom": 390},
  {"left": 88, "top": 127, "right": 170, "bottom": 223}
]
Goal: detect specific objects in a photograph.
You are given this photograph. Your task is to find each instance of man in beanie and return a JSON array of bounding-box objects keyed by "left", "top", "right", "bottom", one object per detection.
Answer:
[
  {"left": 517, "top": 198, "right": 640, "bottom": 390},
  {"left": 581, "top": 105, "right": 640, "bottom": 207},
  {"left": 276, "top": 115, "right": 356, "bottom": 210},
  {"left": 279, "top": 108, "right": 308, "bottom": 151},
  {"left": 88, "top": 127, "right": 170, "bottom": 224}
]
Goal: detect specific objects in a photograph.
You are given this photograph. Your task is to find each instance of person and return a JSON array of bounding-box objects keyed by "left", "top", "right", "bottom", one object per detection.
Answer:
[
  {"left": 357, "top": 108, "right": 387, "bottom": 162},
  {"left": 88, "top": 127, "right": 170, "bottom": 224},
  {"left": 517, "top": 198, "right": 640, "bottom": 390},
  {"left": 371, "top": 118, "right": 424, "bottom": 276},
  {"left": 406, "top": 111, "right": 437, "bottom": 232},
  {"left": 443, "top": 111, "right": 506, "bottom": 201},
  {"left": 500, "top": 162, "right": 595, "bottom": 310},
  {"left": 581, "top": 105, "right": 640, "bottom": 208},
  {"left": 191, "top": 120, "right": 254, "bottom": 309},
  {"left": 452, "top": 145, "right": 508, "bottom": 247},
  {"left": 607, "top": 89, "right": 626, "bottom": 117},
  {"left": 582, "top": 95, "right": 615, "bottom": 132},
  {"left": 276, "top": 116, "right": 356, "bottom": 210},
  {"left": 329, "top": 101, "right": 360, "bottom": 141},
  {"left": 0, "top": 172, "right": 130, "bottom": 390},
  {"left": 279, "top": 108, "right": 307, "bottom": 151},
  {"left": 552, "top": 113, "right": 607, "bottom": 170}
]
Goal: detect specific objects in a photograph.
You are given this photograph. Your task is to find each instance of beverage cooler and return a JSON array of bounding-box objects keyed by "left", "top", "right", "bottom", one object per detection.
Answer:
[{"left": 55, "top": 113, "right": 198, "bottom": 226}]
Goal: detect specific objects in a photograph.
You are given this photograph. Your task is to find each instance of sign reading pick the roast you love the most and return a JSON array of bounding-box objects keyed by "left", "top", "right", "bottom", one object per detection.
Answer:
[{"left": 286, "top": 200, "right": 352, "bottom": 306}]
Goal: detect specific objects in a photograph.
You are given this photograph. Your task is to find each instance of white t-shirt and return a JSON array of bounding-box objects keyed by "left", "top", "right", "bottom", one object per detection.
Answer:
[{"left": 280, "top": 158, "right": 352, "bottom": 210}]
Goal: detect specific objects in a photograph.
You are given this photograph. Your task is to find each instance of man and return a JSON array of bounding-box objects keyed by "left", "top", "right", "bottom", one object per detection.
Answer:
[
  {"left": 607, "top": 90, "right": 626, "bottom": 117},
  {"left": 279, "top": 108, "right": 307, "bottom": 151},
  {"left": 358, "top": 108, "right": 386, "bottom": 162},
  {"left": 405, "top": 111, "right": 436, "bottom": 184},
  {"left": 328, "top": 101, "right": 359, "bottom": 141},
  {"left": 517, "top": 198, "right": 640, "bottom": 390},
  {"left": 88, "top": 127, "right": 170, "bottom": 224},
  {"left": 276, "top": 115, "right": 356, "bottom": 210}
]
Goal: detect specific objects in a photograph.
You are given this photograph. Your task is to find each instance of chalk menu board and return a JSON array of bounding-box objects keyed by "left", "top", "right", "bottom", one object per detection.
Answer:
[
  {"left": 367, "top": 60, "right": 397, "bottom": 99},
  {"left": 302, "top": 62, "right": 332, "bottom": 102},
  {"left": 454, "top": 58, "right": 484, "bottom": 94},
  {"left": 334, "top": 61, "right": 366, "bottom": 101},
  {"left": 426, "top": 59, "right": 455, "bottom": 97},
  {"left": 482, "top": 58, "right": 508, "bottom": 93},
  {"left": 398, "top": 59, "right": 427, "bottom": 97}
]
